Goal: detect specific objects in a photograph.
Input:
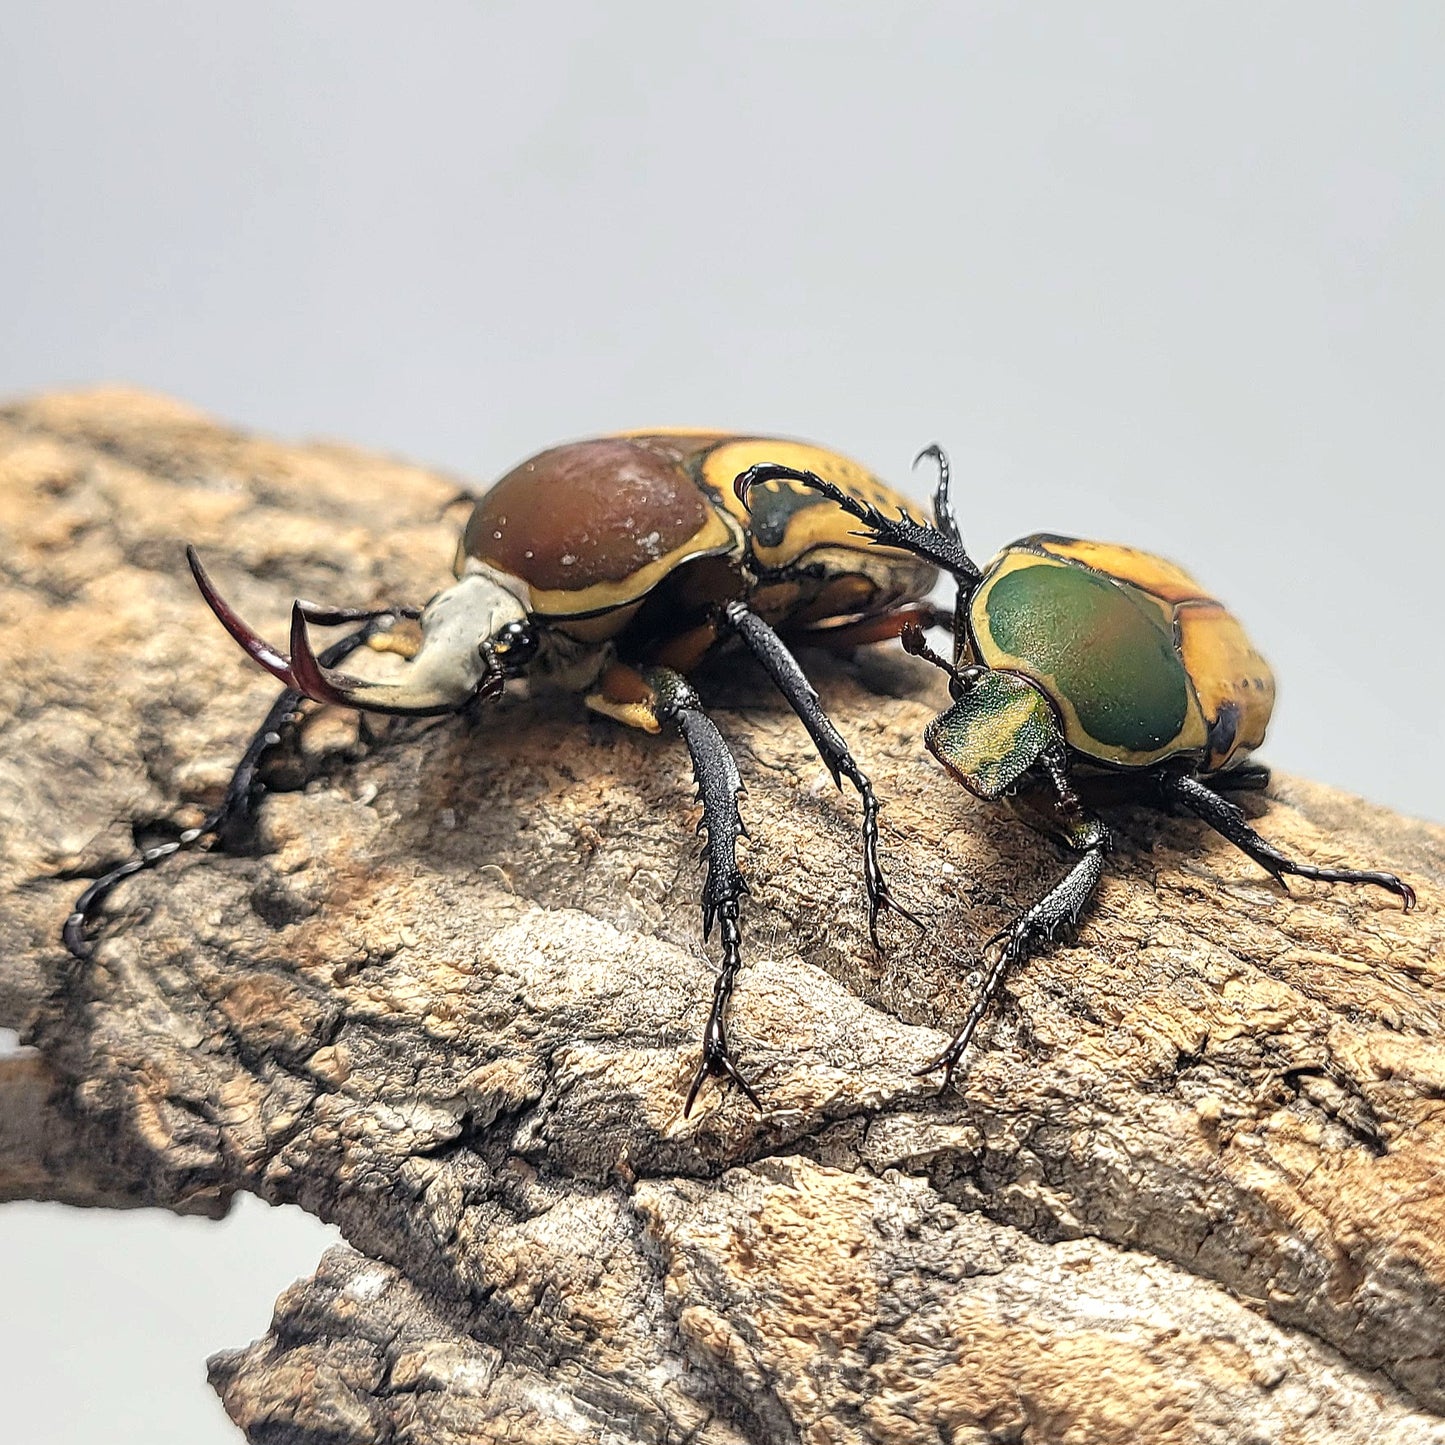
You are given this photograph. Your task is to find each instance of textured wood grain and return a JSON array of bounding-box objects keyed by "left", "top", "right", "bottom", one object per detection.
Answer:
[{"left": 2, "top": 389, "right": 1442, "bottom": 1443}]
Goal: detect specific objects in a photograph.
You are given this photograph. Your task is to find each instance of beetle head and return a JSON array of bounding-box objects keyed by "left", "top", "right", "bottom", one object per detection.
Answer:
[
  {"left": 924, "top": 668, "right": 1060, "bottom": 800},
  {"left": 189, "top": 548, "right": 534, "bottom": 715}
]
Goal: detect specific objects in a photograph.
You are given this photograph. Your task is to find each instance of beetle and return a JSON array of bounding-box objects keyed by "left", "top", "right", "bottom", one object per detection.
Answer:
[
  {"left": 64, "top": 431, "right": 939, "bottom": 1114},
  {"left": 736, "top": 448, "right": 1416, "bottom": 1091}
]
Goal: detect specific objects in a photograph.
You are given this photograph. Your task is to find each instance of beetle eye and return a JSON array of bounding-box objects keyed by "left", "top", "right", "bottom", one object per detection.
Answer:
[
  {"left": 949, "top": 665, "right": 986, "bottom": 701},
  {"left": 491, "top": 620, "right": 538, "bottom": 672}
]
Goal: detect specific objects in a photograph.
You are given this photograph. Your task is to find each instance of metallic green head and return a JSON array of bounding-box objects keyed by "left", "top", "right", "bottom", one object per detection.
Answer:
[{"left": 924, "top": 669, "right": 1061, "bottom": 800}]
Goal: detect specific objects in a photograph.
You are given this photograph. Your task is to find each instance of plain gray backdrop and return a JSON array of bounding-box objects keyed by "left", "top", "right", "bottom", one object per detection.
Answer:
[{"left": 1, "top": 4, "right": 1440, "bottom": 1440}]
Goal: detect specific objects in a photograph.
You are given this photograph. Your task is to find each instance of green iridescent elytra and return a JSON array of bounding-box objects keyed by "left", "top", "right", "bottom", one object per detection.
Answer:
[
  {"left": 978, "top": 561, "right": 1189, "bottom": 753},
  {"left": 965, "top": 533, "right": 1276, "bottom": 772}
]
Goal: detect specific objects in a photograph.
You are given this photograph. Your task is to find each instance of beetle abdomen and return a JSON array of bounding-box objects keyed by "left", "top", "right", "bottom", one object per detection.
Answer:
[{"left": 971, "top": 535, "right": 1274, "bottom": 770}]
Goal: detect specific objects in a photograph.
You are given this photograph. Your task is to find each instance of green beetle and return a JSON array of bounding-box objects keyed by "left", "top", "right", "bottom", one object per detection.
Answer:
[{"left": 736, "top": 449, "right": 1415, "bottom": 1090}]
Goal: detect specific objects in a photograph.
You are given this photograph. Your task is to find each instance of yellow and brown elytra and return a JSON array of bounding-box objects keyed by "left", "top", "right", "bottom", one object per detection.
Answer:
[
  {"left": 64, "top": 431, "right": 941, "bottom": 1116},
  {"left": 735, "top": 448, "right": 1416, "bottom": 1094}
]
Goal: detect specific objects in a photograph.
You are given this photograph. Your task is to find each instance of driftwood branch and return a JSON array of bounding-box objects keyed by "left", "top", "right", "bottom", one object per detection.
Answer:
[{"left": 2, "top": 388, "right": 1443, "bottom": 1443}]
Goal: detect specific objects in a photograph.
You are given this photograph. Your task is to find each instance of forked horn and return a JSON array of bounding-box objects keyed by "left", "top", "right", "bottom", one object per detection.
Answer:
[{"left": 187, "top": 547, "right": 508, "bottom": 716}]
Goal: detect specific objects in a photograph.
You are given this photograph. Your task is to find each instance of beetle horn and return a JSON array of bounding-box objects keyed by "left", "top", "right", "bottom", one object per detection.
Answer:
[{"left": 188, "top": 547, "right": 513, "bottom": 716}]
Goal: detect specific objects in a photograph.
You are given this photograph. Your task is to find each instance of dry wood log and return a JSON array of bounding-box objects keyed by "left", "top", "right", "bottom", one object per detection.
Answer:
[{"left": 2, "top": 388, "right": 1443, "bottom": 1444}]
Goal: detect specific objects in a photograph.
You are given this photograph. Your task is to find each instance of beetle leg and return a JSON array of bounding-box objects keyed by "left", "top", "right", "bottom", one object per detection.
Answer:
[
  {"left": 63, "top": 621, "right": 394, "bottom": 961},
  {"left": 294, "top": 600, "right": 423, "bottom": 627},
  {"left": 734, "top": 463, "right": 983, "bottom": 585},
  {"left": 1202, "top": 762, "right": 1271, "bottom": 795},
  {"left": 585, "top": 662, "right": 665, "bottom": 733},
  {"left": 790, "top": 602, "right": 947, "bottom": 653},
  {"left": 911, "top": 444, "right": 976, "bottom": 657},
  {"left": 639, "top": 665, "right": 765, "bottom": 1117},
  {"left": 1160, "top": 772, "right": 1415, "bottom": 910},
  {"left": 651, "top": 621, "right": 721, "bottom": 675},
  {"left": 913, "top": 443, "right": 963, "bottom": 546},
  {"left": 921, "top": 773, "right": 1111, "bottom": 1094},
  {"left": 719, "top": 601, "right": 927, "bottom": 945}
]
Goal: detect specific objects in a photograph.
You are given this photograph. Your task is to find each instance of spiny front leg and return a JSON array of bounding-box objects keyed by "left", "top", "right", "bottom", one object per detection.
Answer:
[
  {"left": 62, "top": 619, "right": 398, "bottom": 961},
  {"left": 921, "top": 802, "right": 1110, "bottom": 1095},
  {"left": 734, "top": 462, "right": 982, "bottom": 583},
  {"left": 1162, "top": 771, "right": 1415, "bottom": 910},
  {"left": 642, "top": 666, "right": 764, "bottom": 1116}
]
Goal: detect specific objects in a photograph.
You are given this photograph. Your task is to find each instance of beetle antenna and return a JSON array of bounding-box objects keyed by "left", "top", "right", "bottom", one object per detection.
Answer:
[{"left": 900, "top": 622, "right": 963, "bottom": 687}]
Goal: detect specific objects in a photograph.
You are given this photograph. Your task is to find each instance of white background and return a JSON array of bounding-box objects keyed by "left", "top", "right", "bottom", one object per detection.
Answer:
[{"left": 1, "top": 5, "right": 1441, "bottom": 1440}]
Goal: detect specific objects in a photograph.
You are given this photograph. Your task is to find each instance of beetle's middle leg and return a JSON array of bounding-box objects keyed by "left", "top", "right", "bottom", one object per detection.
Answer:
[
  {"left": 922, "top": 755, "right": 1112, "bottom": 1093},
  {"left": 717, "top": 600, "right": 926, "bottom": 945}
]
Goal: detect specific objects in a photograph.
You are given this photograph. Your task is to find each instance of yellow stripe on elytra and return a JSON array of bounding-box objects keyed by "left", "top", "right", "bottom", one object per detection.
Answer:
[
  {"left": 701, "top": 438, "right": 923, "bottom": 571},
  {"left": 1177, "top": 601, "right": 1275, "bottom": 766},
  {"left": 1029, "top": 536, "right": 1214, "bottom": 606}
]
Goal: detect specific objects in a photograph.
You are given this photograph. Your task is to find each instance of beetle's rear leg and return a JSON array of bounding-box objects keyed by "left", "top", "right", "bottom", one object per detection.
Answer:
[
  {"left": 626, "top": 666, "right": 764, "bottom": 1116},
  {"left": 1161, "top": 771, "right": 1415, "bottom": 909},
  {"left": 790, "top": 603, "right": 947, "bottom": 653},
  {"left": 719, "top": 600, "right": 927, "bottom": 946},
  {"left": 63, "top": 620, "right": 398, "bottom": 960}
]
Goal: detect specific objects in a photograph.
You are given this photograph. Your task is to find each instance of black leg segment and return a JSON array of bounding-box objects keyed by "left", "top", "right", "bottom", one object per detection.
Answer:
[
  {"left": 734, "top": 463, "right": 983, "bottom": 584},
  {"left": 912, "top": 443, "right": 975, "bottom": 653},
  {"left": 642, "top": 666, "right": 763, "bottom": 1116},
  {"left": 922, "top": 802, "right": 1111, "bottom": 1094},
  {"left": 62, "top": 621, "right": 394, "bottom": 961},
  {"left": 914, "top": 443, "right": 963, "bottom": 546},
  {"left": 720, "top": 601, "right": 925, "bottom": 945},
  {"left": 1205, "top": 762, "right": 1271, "bottom": 794},
  {"left": 1161, "top": 772, "right": 1415, "bottom": 909}
]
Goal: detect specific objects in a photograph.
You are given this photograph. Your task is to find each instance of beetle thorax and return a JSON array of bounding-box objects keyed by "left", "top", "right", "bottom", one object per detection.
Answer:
[{"left": 528, "top": 626, "right": 614, "bottom": 694}]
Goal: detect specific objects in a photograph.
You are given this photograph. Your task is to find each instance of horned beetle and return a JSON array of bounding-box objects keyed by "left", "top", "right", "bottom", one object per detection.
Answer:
[
  {"left": 736, "top": 448, "right": 1415, "bottom": 1092},
  {"left": 66, "top": 432, "right": 942, "bottom": 1114}
]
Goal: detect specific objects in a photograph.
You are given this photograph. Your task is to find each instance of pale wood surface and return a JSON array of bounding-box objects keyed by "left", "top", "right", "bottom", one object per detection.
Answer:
[{"left": 2, "top": 389, "right": 1442, "bottom": 1443}]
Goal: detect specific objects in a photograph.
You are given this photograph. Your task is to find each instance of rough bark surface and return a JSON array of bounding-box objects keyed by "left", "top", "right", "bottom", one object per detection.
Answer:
[{"left": 2, "top": 388, "right": 1443, "bottom": 1444}]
